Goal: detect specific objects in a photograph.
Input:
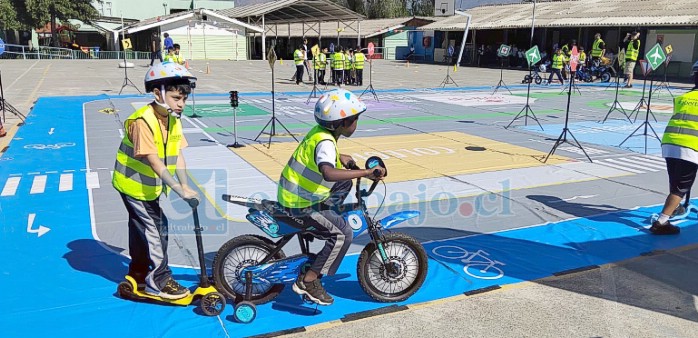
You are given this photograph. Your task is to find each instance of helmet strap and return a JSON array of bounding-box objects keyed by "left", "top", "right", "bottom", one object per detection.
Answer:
[{"left": 153, "top": 84, "right": 180, "bottom": 118}]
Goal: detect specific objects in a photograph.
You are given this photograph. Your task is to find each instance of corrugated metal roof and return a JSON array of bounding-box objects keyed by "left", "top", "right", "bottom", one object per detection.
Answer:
[
  {"left": 217, "top": 0, "right": 364, "bottom": 24},
  {"left": 264, "top": 17, "right": 431, "bottom": 38},
  {"left": 420, "top": 0, "right": 698, "bottom": 31}
]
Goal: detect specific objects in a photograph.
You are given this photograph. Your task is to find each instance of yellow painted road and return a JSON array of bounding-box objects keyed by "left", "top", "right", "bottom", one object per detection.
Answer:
[{"left": 233, "top": 131, "right": 570, "bottom": 183}]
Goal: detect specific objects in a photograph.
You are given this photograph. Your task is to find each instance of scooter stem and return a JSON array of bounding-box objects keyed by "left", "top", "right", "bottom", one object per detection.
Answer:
[{"left": 192, "top": 207, "right": 211, "bottom": 288}]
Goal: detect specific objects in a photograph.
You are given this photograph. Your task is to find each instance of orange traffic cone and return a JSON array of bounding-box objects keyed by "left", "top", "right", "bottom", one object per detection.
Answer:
[{"left": 184, "top": 60, "right": 190, "bottom": 69}]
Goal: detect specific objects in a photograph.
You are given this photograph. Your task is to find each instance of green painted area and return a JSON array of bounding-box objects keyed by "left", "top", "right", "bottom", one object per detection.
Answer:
[
  {"left": 203, "top": 109, "right": 563, "bottom": 133},
  {"left": 183, "top": 103, "right": 269, "bottom": 118}
]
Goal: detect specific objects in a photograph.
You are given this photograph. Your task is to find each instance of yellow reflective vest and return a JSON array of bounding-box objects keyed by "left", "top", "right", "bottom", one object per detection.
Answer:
[
  {"left": 354, "top": 52, "right": 365, "bottom": 70},
  {"left": 112, "top": 105, "right": 182, "bottom": 201},
  {"left": 662, "top": 90, "right": 698, "bottom": 152},
  {"left": 278, "top": 125, "right": 343, "bottom": 209},
  {"left": 294, "top": 49, "right": 304, "bottom": 65},
  {"left": 552, "top": 54, "right": 564, "bottom": 69},
  {"left": 626, "top": 40, "right": 640, "bottom": 61},
  {"left": 314, "top": 53, "right": 327, "bottom": 70},
  {"left": 333, "top": 52, "right": 345, "bottom": 71},
  {"left": 592, "top": 38, "right": 605, "bottom": 57}
]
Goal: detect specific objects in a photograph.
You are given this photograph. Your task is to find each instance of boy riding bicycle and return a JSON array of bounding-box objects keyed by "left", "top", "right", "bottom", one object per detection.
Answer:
[{"left": 277, "top": 88, "right": 385, "bottom": 305}]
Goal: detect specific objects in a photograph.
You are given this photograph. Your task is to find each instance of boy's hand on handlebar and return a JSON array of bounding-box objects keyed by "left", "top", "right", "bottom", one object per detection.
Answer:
[
  {"left": 340, "top": 154, "right": 357, "bottom": 169},
  {"left": 366, "top": 166, "right": 386, "bottom": 181}
]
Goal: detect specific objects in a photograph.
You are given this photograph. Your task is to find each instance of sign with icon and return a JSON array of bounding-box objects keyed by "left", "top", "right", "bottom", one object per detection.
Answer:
[{"left": 121, "top": 38, "right": 132, "bottom": 50}]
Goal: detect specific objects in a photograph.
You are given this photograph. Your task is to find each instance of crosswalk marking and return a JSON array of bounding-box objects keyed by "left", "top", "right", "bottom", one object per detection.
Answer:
[
  {"left": 59, "top": 173, "right": 73, "bottom": 192},
  {"left": 30, "top": 175, "right": 47, "bottom": 194},
  {"left": 594, "top": 156, "right": 666, "bottom": 174},
  {"left": 1, "top": 177, "right": 21, "bottom": 196},
  {"left": 86, "top": 172, "right": 100, "bottom": 189}
]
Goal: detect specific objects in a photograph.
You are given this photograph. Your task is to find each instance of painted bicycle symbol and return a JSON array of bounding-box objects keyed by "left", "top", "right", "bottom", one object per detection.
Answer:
[
  {"left": 431, "top": 245, "right": 505, "bottom": 280},
  {"left": 23, "top": 142, "right": 76, "bottom": 150}
]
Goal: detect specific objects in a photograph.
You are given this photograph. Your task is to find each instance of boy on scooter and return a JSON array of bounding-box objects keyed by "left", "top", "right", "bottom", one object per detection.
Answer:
[
  {"left": 277, "top": 88, "right": 386, "bottom": 305},
  {"left": 112, "top": 62, "right": 200, "bottom": 300}
]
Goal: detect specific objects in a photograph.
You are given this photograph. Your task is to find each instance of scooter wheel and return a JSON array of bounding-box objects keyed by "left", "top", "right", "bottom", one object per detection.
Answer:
[
  {"left": 201, "top": 292, "right": 226, "bottom": 316},
  {"left": 234, "top": 301, "right": 257, "bottom": 324},
  {"left": 117, "top": 281, "right": 134, "bottom": 298}
]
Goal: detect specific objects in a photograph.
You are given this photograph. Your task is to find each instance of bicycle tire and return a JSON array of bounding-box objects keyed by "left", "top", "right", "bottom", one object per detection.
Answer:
[
  {"left": 212, "top": 235, "right": 286, "bottom": 304},
  {"left": 357, "top": 233, "right": 428, "bottom": 303}
]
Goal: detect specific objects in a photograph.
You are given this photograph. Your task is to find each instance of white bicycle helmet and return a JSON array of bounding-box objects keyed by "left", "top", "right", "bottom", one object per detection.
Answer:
[
  {"left": 145, "top": 62, "right": 197, "bottom": 117},
  {"left": 144, "top": 62, "right": 197, "bottom": 93},
  {"left": 314, "top": 89, "right": 367, "bottom": 130}
]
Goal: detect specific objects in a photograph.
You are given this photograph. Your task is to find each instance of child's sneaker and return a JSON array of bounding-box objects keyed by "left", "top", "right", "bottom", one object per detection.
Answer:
[
  {"left": 292, "top": 274, "right": 333, "bottom": 305},
  {"left": 649, "top": 220, "right": 680, "bottom": 235},
  {"left": 145, "top": 277, "right": 190, "bottom": 300}
]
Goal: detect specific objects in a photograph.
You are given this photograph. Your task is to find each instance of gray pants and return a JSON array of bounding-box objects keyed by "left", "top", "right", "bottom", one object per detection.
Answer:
[
  {"left": 281, "top": 180, "right": 353, "bottom": 276},
  {"left": 120, "top": 193, "right": 171, "bottom": 290}
]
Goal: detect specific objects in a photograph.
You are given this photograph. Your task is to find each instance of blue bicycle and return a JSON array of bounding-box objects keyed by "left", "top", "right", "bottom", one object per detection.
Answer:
[{"left": 213, "top": 157, "right": 428, "bottom": 323}]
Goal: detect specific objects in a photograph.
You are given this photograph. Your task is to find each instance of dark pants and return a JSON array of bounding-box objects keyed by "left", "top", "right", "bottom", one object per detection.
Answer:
[
  {"left": 279, "top": 180, "right": 353, "bottom": 276},
  {"left": 295, "top": 65, "right": 304, "bottom": 84},
  {"left": 150, "top": 50, "right": 163, "bottom": 66},
  {"left": 120, "top": 193, "right": 171, "bottom": 290},
  {"left": 548, "top": 68, "right": 564, "bottom": 84},
  {"left": 356, "top": 69, "right": 364, "bottom": 86},
  {"left": 667, "top": 157, "right": 698, "bottom": 197},
  {"left": 334, "top": 69, "right": 344, "bottom": 85},
  {"left": 317, "top": 69, "right": 326, "bottom": 85}
]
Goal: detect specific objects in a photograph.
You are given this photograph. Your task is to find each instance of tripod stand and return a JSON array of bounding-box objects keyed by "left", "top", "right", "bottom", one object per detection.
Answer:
[
  {"left": 306, "top": 67, "right": 322, "bottom": 104},
  {"left": 506, "top": 68, "right": 542, "bottom": 131},
  {"left": 619, "top": 73, "right": 661, "bottom": 154},
  {"left": 439, "top": 60, "right": 458, "bottom": 88},
  {"left": 118, "top": 15, "right": 141, "bottom": 95},
  {"left": 360, "top": 58, "right": 379, "bottom": 101},
  {"left": 560, "top": 72, "right": 581, "bottom": 95},
  {"left": 254, "top": 64, "right": 298, "bottom": 147},
  {"left": 652, "top": 61, "right": 673, "bottom": 98},
  {"left": 0, "top": 70, "right": 26, "bottom": 124},
  {"left": 601, "top": 70, "right": 631, "bottom": 123},
  {"left": 492, "top": 57, "right": 512, "bottom": 95},
  {"left": 189, "top": 87, "right": 201, "bottom": 118},
  {"left": 544, "top": 75, "right": 592, "bottom": 163},
  {"left": 630, "top": 73, "right": 657, "bottom": 123}
]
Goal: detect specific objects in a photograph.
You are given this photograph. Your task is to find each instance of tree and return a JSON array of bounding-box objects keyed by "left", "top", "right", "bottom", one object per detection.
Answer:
[
  {"left": 366, "top": 0, "right": 409, "bottom": 19},
  {"left": 410, "top": 0, "right": 435, "bottom": 17},
  {"left": 0, "top": 0, "right": 100, "bottom": 46}
]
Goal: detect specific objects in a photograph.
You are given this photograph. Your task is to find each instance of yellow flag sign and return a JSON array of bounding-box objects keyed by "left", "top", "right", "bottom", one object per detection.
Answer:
[{"left": 121, "top": 38, "right": 132, "bottom": 50}]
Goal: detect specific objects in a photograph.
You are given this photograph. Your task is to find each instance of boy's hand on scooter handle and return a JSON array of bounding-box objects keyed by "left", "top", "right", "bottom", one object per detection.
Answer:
[{"left": 181, "top": 185, "right": 200, "bottom": 208}]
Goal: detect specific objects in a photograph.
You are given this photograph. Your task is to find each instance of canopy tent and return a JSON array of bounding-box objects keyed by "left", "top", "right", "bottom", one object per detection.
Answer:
[{"left": 217, "top": 0, "right": 365, "bottom": 60}]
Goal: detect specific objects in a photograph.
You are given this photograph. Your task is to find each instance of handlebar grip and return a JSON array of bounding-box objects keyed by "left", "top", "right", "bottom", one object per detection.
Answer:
[
  {"left": 186, "top": 198, "right": 200, "bottom": 209},
  {"left": 346, "top": 160, "right": 360, "bottom": 170},
  {"left": 373, "top": 169, "right": 381, "bottom": 178},
  {"left": 221, "top": 194, "right": 231, "bottom": 201}
]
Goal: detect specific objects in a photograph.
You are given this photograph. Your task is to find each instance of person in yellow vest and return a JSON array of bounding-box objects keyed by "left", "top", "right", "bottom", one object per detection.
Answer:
[
  {"left": 652, "top": 73, "right": 698, "bottom": 235},
  {"left": 344, "top": 49, "right": 353, "bottom": 85},
  {"left": 354, "top": 46, "right": 366, "bottom": 86},
  {"left": 278, "top": 89, "right": 385, "bottom": 305},
  {"left": 112, "top": 62, "right": 199, "bottom": 300},
  {"left": 314, "top": 47, "right": 328, "bottom": 85},
  {"left": 547, "top": 48, "right": 565, "bottom": 85},
  {"left": 333, "top": 46, "right": 345, "bottom": 86},
  {"left": 591, "top": 33, "right": 606, "bottom": 64},
  {"left": 164, "top": 43, "right": 185, "bottom": 66},
  {"left": 560, "top": 40, "right": 575, "bottom": 80},
  {"left": 294, "top": 45, "right": 306, "bottom": 85},
  {"left": 623, "top": 30, "right": 641, "bottom": 88}
]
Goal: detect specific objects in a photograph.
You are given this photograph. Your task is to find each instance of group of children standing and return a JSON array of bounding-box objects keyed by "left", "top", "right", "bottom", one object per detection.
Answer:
[{"left": 295, "top": 45, "right": 366, "bottom": 87}]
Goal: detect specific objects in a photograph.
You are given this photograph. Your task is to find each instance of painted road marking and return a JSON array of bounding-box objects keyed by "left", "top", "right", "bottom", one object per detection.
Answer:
[
  {"left": 30, "top": 175, "right": 47, "bottom": 194},
  {"left": 1, "top": 177, "right": 21, "bottom": 196},
  {"left": 59, "top": 173, "right": 73, "bottom": 192},
  {"left": 232, "top": 132, "right": 570, "bottom": 183},
  {"left": 595, "top": 157, "right": 665, "bottom": 174},
  {"left": 86, "top": 172, "right": 100, "bottom": 189}
]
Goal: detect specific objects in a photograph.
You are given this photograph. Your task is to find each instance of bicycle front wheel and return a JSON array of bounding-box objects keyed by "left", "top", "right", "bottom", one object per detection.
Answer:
[{"left": 357, "top": 233, "right": 428, "bottom": 302}]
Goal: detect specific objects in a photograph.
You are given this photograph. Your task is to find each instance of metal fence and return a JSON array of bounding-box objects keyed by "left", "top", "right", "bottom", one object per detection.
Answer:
[{"left": 0, "top": 44, "right": 151, "bottom": 60}]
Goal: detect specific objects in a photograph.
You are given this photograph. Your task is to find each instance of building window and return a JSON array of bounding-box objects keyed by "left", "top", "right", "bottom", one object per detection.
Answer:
[{"left": 106, "top": 2, "right": 112, "bottom": 16}]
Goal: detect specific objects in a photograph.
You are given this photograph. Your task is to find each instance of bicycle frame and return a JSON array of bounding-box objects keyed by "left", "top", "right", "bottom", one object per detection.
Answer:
[{"left": 223, "top": 174, "right": 421, "bottom": 287}]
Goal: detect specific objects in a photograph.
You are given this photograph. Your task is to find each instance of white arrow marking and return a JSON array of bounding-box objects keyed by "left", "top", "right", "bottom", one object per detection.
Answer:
[
  {"left": 26, "top": 213, "right": 50, "bottom": 237},
  {"left": 48, "top": 128, "right": 54, "bottom": 135}
]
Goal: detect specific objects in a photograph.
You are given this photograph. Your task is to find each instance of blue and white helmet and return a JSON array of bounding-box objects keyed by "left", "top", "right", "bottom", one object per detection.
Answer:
[{"left": 314, "top": 89, "right": 367, "bottom": 130}]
